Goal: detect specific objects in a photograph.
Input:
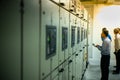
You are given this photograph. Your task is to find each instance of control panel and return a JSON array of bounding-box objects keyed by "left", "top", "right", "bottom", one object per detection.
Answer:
[
  {"left": 81, "top": 27, "right": 83, "bottom": 41},
  {"left": 83, "top": 29, "right": 86, "bottom": 39},
  {"left": 62, "top": 27, "right": 68, "bottom": 51},
  {"left": 77, "top": 27, "right": 80, "bottom": 43},
  {"left": 71, "top": 26, "right": 75, "bottom": 47},
  {"left": 46, "top": 25, "right": 57, "bottom": 59},
  {"left": 85, "top": 29, "right": 87, "bottom": 39}
]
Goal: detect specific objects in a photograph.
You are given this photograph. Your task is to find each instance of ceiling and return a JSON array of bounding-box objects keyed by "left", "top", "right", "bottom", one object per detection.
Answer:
[{"left": 80, "top": 0, "right": 120, "bottom": 19}]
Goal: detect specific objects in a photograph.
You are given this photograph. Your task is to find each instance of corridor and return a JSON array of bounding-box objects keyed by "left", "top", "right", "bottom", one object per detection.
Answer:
[
  {"left": 83, "top": 60, "right": 120, "bottom": 80},
  {"left": 1, "top": 0, "right": 120, "bottom": 80}
]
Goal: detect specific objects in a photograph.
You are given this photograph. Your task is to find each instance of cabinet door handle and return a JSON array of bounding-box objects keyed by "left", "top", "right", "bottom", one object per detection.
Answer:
[
  {"left": 59, "top": 68, "right": 64, "bottom": 73},
  {"left": 59, "top": 3, "right": 65, "bottom": 6},
  {"left": 80, "top": 50, "right": 82, "bottom": 52},
  {"left": 75, "top": 54, "right": 78, "bottom": 56},
  {"left": 69, "top": 60, "right": 73, "bottom": 64}
]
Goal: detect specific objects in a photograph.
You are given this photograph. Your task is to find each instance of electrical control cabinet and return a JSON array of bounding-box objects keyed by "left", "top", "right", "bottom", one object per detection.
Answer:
[
  {"left": 62, "top": 60, "right": 69, "bottom": 80},
  {"left": 77, "top": 27, "right": 80, "bottom": 44},
  {"left": 58, "top": 65, "right": 64, "bottom": 80},
  {"left": 46, "top": 25, "right": 57, "bottom": 59},
  {"left": 64, "top": 65, "right": 69, "bottom": 80},
  {"left": 51, "top": 68, "right": 59, "bottom": 80},
  {"left": 1, "top": 0, "right": 90, "bottom": 80},
  {"left": 83, "top": 28, "right": 85, "bottom": 40},
  {"left": 71, "top": 26, "right": 76, "bottom": 47},
  {"left": 75, "top": 53, "right": 81, "bottom": 80},
  {"left": 72, "top": 54, "right": 76, "bottom": 80},
  {"left": 62, "top": 27, "right": 68, "bottom": 51},
  {"left": 68, "top": 57, "right": 73, "bottom": 80},
  {"left": 79, "top": 51, "right": 84, "bottom": 79},
  {"left": 69, "top": 14, "right": 75, "bottom": 56},
  {"left": 41, "top": 0, "right": 59, "bottom": 79},
  {"left": 59, "top": 8, "right": 69, "bottom": 64},
  {"left": 76, "top": 18, "right": 81, "bottom": 52}
]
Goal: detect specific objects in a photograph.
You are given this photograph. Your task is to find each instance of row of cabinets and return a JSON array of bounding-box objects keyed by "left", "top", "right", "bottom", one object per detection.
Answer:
[
  {"left": 40, "top": 0, "right": 89, "bottom": 79},
  {"left": 48, "top": 0, "right": 88, "bottom": 20},
  {"left": 42, "top": 47, "right": 88, "bottom": 80}
]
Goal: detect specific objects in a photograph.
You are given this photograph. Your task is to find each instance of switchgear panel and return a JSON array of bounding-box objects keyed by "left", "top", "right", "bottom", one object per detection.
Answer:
[
  {"left": 81, "top": 28, "right": 83, "bottom": 41},
  {"left": 84, "top": 29, "right": 87, "bottom": 39},
  {"left": 85, "top": 29, "right": 87, "bottom": 39},
  {"left": 77, "top": 27, "right": 80, "bottom": 43},
  {"left": 84, "top": 29, "right": 86, "bottom": 39},
  {"left": 71, "top": 26, "right": 75, "bottom": 47},
  {"left": 62, "top": 27, "right": 68, "bottom": 51},
  {"left": 46, "top": 25, "right": 56, "bottom": 59}
]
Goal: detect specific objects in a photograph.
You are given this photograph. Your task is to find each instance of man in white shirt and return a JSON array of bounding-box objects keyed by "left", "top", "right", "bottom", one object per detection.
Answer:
[
  {"left": 113, "top": 28, "right": 120, "bottom": 74},
  {"left": 94, "top": 30, "right": 111, "bottom": 80}
]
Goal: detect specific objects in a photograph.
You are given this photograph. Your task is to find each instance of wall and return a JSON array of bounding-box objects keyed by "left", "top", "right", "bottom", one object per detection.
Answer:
[
  {"left": 0, "top": 0, "right": 40, "bottom": 80},
  {"left": 91, "top": 5, "right": 116, "bottom": 65},
  {"left": 1, "top": 0, "right": 21, "bottom": 80}
]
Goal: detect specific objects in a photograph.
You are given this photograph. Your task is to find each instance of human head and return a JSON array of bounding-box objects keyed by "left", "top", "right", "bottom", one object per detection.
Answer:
[
  {"left": 114, "top": 28, "right": 119, "bottom": 34},
  {"left": 101, "top": 30, "right": 108, "bottom": 38},
  {"left": 102, "top": 27, "right": 107, "bottom": 32}
]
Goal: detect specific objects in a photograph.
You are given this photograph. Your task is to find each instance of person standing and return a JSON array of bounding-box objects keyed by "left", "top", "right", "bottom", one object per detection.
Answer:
[
  {"left": 113, "top": 28, "right": 120, "bottom": 74},
  {"left": 94, "top": 30, "right": 111, "bottom": 80}
]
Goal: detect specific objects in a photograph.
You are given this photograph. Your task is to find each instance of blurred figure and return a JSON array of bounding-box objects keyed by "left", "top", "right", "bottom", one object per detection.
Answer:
[
  {"left": 118, "top": 28, "right": 120, "bottom": 34},
  {"left": 101, "top": 28, "right": 112, "bottom": 41},
  {"left": 113, "top": 28, "right": 120, "bottom": 74},
  {"left": 94, "top": 30, "right": 111, "bottom": 80}
]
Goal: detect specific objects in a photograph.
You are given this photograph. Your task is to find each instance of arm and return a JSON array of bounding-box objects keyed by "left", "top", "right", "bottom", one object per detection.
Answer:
[
  {"left": 97, "top": 45, "right": 102, "bottom": 51},
  {"left": 97, "top": 41, "right": 109, "bottom": 54}
]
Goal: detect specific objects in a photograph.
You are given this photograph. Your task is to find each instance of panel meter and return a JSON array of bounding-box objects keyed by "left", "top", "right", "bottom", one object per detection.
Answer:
[
  {"left": 77, "top": 27, "right": 80, "bottom": 43},
  {"left": 46, "top": 25, "right": 57, "bottom": 59},
  {"left": 71, "top": 26, "right": 75, "bottom": 47},
  {"left": 84, "top": 29, "right": 87, "bottom": 39},
  {"left": 81, "top": 27, "right": 83, "bottom": 41},
  {"left": 62, "top": 27, "right": 68, "bottom": 51},
  {"left": 84, "top": 29, "right": 86, "bottom": 39}
]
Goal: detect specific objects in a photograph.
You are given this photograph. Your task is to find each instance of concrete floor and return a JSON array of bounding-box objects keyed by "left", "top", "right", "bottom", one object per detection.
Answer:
[{"left": 83, "top": 60, "right": 120, "bottom": 80}]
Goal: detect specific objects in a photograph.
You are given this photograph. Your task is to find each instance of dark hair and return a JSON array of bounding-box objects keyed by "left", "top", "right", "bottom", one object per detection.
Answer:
[
  {"left": 103, "top": 30, "right": 108, "bottom": 37},
  {"left": 102, "top": 28, "right": 107, "bottom": 32}
]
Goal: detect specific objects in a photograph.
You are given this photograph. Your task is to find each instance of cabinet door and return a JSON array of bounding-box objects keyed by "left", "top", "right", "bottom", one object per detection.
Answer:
[
  {"left": 41, "top": 0, "right": 59, "bottom": 79},
  {"left": 68, "top": 57, "right": 73, "bottom": 80},
  {"left": 72, "top": 54, "right": 76, "bottom": 80},
  {"left": 52, "top": 69, "right": 59, "bottom": 80},
  {"left": 58, "top": 65, "right": 64, "bottom": 80},
  {"left": 62, "top": 65, "right": 69, "bottom": 80},
  {"left": 59, "top": 8, "right": 69, "bottom": 65},
  {"left": 53, "top": 76, "right": 59, "bottom": 80}
]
